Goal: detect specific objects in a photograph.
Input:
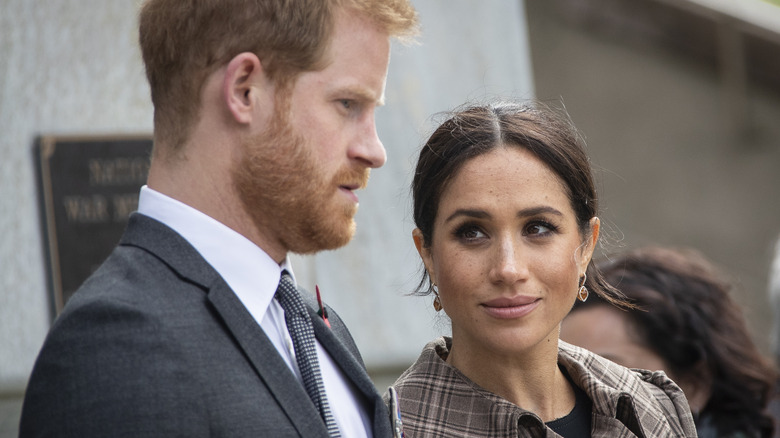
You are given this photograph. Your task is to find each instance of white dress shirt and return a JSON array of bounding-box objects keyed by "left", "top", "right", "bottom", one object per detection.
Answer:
[{"left": 138, "top": 186, "right": 372, "bottom": 437}]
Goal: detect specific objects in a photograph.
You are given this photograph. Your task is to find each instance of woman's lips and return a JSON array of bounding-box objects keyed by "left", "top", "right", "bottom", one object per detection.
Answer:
[{"left": 481, "top": 296, "right": 540, "bottom": 319}]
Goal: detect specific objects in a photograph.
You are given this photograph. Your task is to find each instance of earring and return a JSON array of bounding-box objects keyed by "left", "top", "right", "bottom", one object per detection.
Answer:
[
  {"left": 578, "top": 274, "right": 589, "bottom": 302},
  {"left": 432, "top": 282, "right": 442, "bottom": 312}
]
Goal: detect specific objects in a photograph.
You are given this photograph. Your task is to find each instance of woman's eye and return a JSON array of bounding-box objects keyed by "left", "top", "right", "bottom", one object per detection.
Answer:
[
  {"left": 456, "top": 225, "right": 486, "bottom": 241},
  {"left": 525, "top": 222, "right": 554, "bottom": 236}
]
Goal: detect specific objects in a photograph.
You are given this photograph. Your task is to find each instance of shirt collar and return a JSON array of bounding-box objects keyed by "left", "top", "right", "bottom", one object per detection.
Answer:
[{"left": 137, "top": 186, "right": 294, "bottom": 318}]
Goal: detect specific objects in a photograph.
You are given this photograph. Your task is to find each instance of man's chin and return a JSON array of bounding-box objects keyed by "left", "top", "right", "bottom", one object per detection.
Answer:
[{"left": 289, "top": 220, "right": 357, "bottom": 255}]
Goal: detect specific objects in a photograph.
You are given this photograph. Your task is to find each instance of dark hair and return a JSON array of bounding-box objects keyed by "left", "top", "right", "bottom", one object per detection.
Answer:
[
  {"left": 573, "top": 246, "right": 776, "bottom": 437},
  {"left": 411, "top": 100, "right": 627, "bottom": 306}
]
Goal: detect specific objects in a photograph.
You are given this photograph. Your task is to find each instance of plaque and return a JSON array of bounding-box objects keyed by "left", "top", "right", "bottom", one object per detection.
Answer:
[{"left": 35, "top": 136, "right": 153, "bottom": 316}]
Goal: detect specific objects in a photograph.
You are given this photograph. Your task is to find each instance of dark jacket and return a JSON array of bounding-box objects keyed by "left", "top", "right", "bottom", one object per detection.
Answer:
[{"left": 20, "top": 213, "right": 391, "bottom": 437}]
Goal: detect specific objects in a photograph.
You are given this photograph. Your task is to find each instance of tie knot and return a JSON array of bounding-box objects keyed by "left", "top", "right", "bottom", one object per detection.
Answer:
[
  {"left": 276, "top": 272, "right": 306, "bottom": 317},
  {"left": 277, "top": 271, "right": 295, "bottom": 294}
]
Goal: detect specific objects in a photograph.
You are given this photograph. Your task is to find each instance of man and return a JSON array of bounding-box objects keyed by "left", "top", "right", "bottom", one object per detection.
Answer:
[{"left": 20, "top": 0, "right": 417, "bottom": 436}]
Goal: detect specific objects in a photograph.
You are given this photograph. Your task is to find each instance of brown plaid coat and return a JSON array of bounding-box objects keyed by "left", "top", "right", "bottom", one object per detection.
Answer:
[{"left": 386, "top": 337, "right": 697, "bottom": 437}]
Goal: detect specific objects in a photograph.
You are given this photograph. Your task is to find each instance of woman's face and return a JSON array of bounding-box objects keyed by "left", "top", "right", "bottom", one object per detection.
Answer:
[{"left": 415, "top": 146, "right": 598, "bottom": 359}]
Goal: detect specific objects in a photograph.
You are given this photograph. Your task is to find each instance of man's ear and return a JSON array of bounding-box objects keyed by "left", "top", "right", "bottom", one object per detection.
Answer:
[
  {"left": 222, "top": 52, "right": 268, "bottom": 125},
  {"left": 413, "top": 228, "right": 435, "bottom": 282}
]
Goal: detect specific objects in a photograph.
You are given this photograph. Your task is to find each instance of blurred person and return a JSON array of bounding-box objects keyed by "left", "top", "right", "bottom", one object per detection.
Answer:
[
  {"left": 386, "top": 101, "right": 697, "bottom": 436},
  {"left": 770, "top": 235, "right": 780, "bottom": 366},
  {"left": 769, "top": 235, "right": 780, "bottom": 438},
  {"left": 562, "top": 246, "right": 777, "bottom": 437},
  {"left": 20, "top": 1, "right": 417, "bottom": 437}
]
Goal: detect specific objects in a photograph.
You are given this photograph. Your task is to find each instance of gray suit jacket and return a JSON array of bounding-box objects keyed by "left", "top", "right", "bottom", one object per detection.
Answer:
[{"left": 20, "top": 213, "right": 392, "bottom": 437}]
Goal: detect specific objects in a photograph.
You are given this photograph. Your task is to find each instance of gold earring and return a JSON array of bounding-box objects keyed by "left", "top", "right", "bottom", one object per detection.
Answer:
[
  {"left": 432, "top": 282, "right": 442, "bottom": 312},
  {"left": 577, "top": 274, "right": 589, "bottom": 302}
]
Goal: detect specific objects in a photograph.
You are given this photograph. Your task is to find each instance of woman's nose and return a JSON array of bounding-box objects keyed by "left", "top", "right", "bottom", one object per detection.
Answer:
[{"left": 489, "top": 237, "right": 528, "bottom": 285}]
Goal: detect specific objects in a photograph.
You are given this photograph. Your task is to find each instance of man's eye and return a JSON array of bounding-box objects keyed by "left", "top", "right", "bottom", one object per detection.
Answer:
[{"left": 340, "top": 100, "right": 352, "bottom": 109}]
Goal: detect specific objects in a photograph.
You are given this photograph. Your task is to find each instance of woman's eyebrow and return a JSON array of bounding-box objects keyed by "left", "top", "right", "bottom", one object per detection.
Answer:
[
  {"left": 444, "top": 205, "right": 563, "bottom": 224},
  {"left": 444, "top": 209, "right": 490, "bottom": 223},
  {"left": 517, "top": 206, "right": 563, "bottom": 218}
]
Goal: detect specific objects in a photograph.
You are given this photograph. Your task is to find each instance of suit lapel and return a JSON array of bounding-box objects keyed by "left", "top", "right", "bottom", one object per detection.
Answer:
[
  {"left": 208, "top": 284, "right": 328, "bottom": 437},
  {"left": 308, "top": 307, "right": 392, "bottom": 436},
  {"left": 121, "top": 214, "right": 329, "bottom": 437}
]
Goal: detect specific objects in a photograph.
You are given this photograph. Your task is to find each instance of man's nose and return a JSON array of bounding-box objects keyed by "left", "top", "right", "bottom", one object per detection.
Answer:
[{"left": 350, "top": 112, "right": 387, "bottom": 168}]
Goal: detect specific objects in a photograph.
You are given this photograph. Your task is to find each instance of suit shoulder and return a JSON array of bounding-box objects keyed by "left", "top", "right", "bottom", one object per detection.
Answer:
[{"left": 20, "top": 246, "right": 215, "bottom": 436}]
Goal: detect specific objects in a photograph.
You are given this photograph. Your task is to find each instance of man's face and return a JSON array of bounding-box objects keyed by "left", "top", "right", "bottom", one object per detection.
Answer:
[{"left": 234, "top": 8, "right": 391, "bottom": 255}]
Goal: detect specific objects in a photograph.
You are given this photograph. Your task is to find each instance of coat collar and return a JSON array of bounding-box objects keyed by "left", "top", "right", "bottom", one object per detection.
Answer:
[
  {"left": 394, "top": 337, "right": 695, "bottom": 437},
  {"left": 557, "top": 340, "right": 695, "bottom": 437}
]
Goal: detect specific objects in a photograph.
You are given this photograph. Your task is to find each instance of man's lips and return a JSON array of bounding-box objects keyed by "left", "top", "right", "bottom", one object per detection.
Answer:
[
  {"left": 339, "top": 184, "right": 360, "bottom": 203},
  {"left": 335, "top": 168, "right": 370, "bottom": 203},
  {"left": 481, "top": 295, "right": 541, "bottom": 319}
]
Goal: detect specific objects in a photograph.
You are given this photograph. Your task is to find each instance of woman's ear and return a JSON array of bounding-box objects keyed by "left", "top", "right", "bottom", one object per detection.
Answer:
[
  {"left": 413, "top": 228, "right": 435, "bottom": 282},
  {"left": 222, "top": 52, "right": 270, "bottom": 125},
  {"left": 578, "top": 217, "right": 601, "bottom": 273}
]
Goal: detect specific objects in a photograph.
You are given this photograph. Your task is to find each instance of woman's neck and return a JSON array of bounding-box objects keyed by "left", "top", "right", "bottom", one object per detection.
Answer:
[{"left": 446, "top": 335, "right": 576, "bottom": 422}]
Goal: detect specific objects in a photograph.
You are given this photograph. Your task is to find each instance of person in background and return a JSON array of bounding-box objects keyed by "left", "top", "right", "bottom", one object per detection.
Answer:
[
  {"left": 20, "top": 1, "right": 417, "bottom": 436},
  {"left": 387, "top": 101, "right": 697, "bottom": 437},
  {"left": 767, "top": 235, "right": 780, "bottom": 438},
  {"left": 562, "top": 246, "right": 777, "bottom": 438},
  {"left": 770, "top": 235, "right": 780, "bottom": 369}
]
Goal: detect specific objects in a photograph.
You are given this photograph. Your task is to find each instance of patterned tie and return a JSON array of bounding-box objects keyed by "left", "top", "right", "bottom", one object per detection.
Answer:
[{"left": 275, "top": 272, "right": 341, "bottom": 437}]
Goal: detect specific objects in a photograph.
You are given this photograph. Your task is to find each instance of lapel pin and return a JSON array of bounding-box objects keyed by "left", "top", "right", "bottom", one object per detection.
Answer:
[{"left": 315, "top": 285, "right": 331, "bottom": 329}]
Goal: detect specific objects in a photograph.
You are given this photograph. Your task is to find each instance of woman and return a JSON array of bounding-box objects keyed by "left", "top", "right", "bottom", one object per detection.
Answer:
[
  {"left": 387, "top": 101, "right": 696, "bottom": 437},
  {"left": 562, "top": 246, "right": 777, "bottom": 437}
]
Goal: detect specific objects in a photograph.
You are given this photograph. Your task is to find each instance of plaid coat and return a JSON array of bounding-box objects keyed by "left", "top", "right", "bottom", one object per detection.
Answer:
[{"left": 386, "top": 337, "right": 697, "bottom": 437}]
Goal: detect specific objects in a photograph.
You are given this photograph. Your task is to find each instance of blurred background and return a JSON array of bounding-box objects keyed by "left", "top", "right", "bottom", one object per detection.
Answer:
[{"left": 2, "top": 0, "right": 779, "bottom": 436}]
